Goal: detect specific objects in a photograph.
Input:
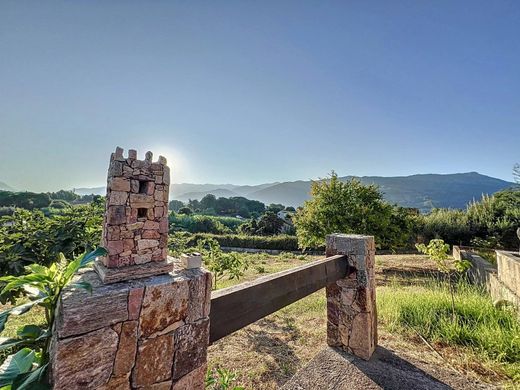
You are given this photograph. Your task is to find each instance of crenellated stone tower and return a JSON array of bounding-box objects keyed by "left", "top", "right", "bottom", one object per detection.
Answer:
[
  {"left": 95, "top": 146, "right": 173, "bottom": 283},
  {"left": 51, "top": 147, "right": 211, "bottom": 389}
]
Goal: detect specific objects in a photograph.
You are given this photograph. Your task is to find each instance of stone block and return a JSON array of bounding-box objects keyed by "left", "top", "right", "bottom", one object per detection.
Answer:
[
  {"left": 56, "top": 271, "right": 129, "bottom": 338},
  {"left": 132, "top": 333, "right": 175, "bottom": 387},
  {"left": 159, "top": 218, "right": 169, "bottom": 233},
  {"left": 181, "top": 253, "right": 202, "bottom": 269},
  {"left": 107, "top": 226, "right": 120, "bottom": 240},
  {"left": 113, "top": 321, "right": 138, "bottom": 376},
  {"left": 130, "top": 194, "right": 154, "bottom": 208},
  {"left": 128, "top": 287, "right": 144, "bottom": 320},
  {"left": 51, "top": 327, "right": 119, "bottom": 389},
  {"left": 99, "top": 373, "right": 130, "bottom": 390},
  {"left": 139, "top": 274, "right": 189, "bottom": 338},
  {"left": 107, "top": 240, "right": 124, "bottom": 256},
  {"left": 144, "top": 220, "right": 159, "bottom": 230},
  {"left": 109, "top": 191, "right": 128, "bottom": 206},
  {"left": 186, "top": 268, "right": 212, "bottom": 322},
  {"left": 138, "top": 239, "right": 159, "bottom": 251},
  {"left": 94, "top": 258, "right": 174, "bottom": 284},
  {"left": 154, "top": 207, "right": 164, "bottom": 218},
  {"left": 163, "top": 166, "right": 170, "bottom": 185},
  {"left": 173, "top": 318, "right": 209, "bottom": 379},
  {"left": 172, "top": 364, "right": 206, "bottom": 390},
  {"left": 143, "top": 230, "right": 161, "bottom": 239},
  {"left": 108, "top": 161, "right": 123, "bottom": 177},
  {"left": 107, "top": 206, "right": 126, "bottom": 225},
  {"left": 110, "top": 177, "right": 131, "bottom": 192}
]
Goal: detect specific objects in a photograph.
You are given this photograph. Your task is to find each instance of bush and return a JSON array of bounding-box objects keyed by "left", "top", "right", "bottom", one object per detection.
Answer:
[
  {"left": 294, "top": 172, "right": 414, "bottom": 250},
  {"left": 418, "top": 189, "right": 520, "bottom": 249},
  {"left": 186, "top": 233, "right": 301, "bottom": 251},
  {"left": 0, "top": 202, "right": 103, "bottom": 275},
  {"left": 169, "top": 214, "right": 238, "bottom": 234},
  {"left": 49, "top": 199, "right": 71, "bottom": 209}
]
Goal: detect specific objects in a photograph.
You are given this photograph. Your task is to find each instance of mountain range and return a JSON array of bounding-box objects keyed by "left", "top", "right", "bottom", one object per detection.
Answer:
[
  {"left": 71, "top": 172, "right": 515, "bottom": 212},
  {"left": 0, "top": 181, "right": 15, "bottom": 191}
]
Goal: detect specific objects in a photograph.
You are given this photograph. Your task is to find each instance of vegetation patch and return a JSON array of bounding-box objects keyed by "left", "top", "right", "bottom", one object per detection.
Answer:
[{"left": 378, "top": 281, "right": 520, "bottom": 383}]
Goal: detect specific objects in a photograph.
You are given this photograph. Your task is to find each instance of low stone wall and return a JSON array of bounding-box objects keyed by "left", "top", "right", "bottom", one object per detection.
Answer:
[
  {"left": 453, "top": 246, "right": 520, "bottom": 310},
  {"left": 496, "top": 250, "right": 520, "bottom": 296}
]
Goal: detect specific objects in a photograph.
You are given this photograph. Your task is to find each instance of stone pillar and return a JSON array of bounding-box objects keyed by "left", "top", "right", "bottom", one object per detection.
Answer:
[
  {"left": 325, "top": 234, "right": 377, "bottom": 360},
  {"left": 50, "top": 148, "right": 212, "bottom": 389}
]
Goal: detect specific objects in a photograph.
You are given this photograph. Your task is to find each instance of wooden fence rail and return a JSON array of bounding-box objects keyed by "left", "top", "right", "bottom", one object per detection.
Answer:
[{"left": 209, "top": 254, "right": 350, "bottom": 343}]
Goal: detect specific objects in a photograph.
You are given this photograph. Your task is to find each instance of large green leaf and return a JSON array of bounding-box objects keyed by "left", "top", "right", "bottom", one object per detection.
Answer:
[
  {"left": 11, "top": 363, "right": 48, "bottom": 390},
  {"left": 0, "top": 349, "right": 35, "bottom": 387},
  {"left": 63, "top": 247, "right": 107, "bottom": 283},
  {"left": 0, "top": 338, "right": 26, "bottom": 352},
  {"left": 16, "top": 326, "right": 44, "bottom": 340},
  {"left": 80, "top": 247, "right": 107, "bottom": 267},
  {"left": 69, "top": 282, "right": 92, "bottom": 294}
]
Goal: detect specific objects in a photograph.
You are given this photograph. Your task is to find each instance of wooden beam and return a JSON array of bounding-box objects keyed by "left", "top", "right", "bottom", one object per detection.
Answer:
[{"left": 209, "top": 254, "right": 349, "bottom": 343}]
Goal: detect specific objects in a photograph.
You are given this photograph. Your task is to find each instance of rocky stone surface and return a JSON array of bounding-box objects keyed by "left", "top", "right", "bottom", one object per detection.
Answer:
[
  {"left": 98, "top": 147, "right": 171, "bottom": 281},
  {"left": 51, "top": 327, "right": 119, "bottom": 389},
  {"left": 51, "top": 264, "right": 212, "bottom": 390},
  {"left": 325, "top": 234, "right": 377, "bottom": 361}
]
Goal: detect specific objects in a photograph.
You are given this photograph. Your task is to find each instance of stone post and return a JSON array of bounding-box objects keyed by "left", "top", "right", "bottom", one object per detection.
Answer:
[
  {"left": 325, "top": 234, "right": 377, "bottom": 360},
  {"left": 50, "top": 148, "right": 212, "bottom": 389}
]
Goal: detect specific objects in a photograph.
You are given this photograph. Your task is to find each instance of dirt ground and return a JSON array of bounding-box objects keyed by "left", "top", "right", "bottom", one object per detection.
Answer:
[{"left": 207, "top": 254, "right": 510, "bottom": 389}]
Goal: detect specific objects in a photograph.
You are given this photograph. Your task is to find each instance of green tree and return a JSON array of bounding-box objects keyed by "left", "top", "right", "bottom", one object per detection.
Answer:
[
  {"left": 416, "top": 239, "right": 471, "bottom": 318},
  {"left": 196, "top": 238, "right": 248, "bottom": 289},
  {"left": 178, "top": 207, "right": 193, "bottom": 215},
  {"left": 168, "top": 200, "right": 185, "bottom": 212},
  {"left": 48, "top": 190, "right": 79, "bottom": 202},
  {"left": 267, "top": 203, "right": 285, "bottom": 213},
  {"left": 293, "top": 172, "right": 408, "bottom": 249}
]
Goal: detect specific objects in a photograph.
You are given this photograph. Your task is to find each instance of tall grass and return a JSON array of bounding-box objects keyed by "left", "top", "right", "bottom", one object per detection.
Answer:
[{"left": 378, "top": 280, "right": 520, "bottom": 381}]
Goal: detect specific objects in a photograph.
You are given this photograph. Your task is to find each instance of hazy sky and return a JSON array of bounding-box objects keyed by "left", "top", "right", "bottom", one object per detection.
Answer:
[{"left": 1, "top": 1, "right": 519, "bottom": 192}]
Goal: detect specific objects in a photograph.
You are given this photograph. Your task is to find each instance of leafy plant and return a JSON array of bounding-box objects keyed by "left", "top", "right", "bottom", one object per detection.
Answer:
[
  {"left": 416, "top": 239, "right": 471, "bottom": 318},
  {"left": 0, "top": 201, "right": 103, "bottom": 277},
  {"left": 196, "top": 239, "right": 248, "bottom": 289},
  {"left": 0, "top": 247, "right": 107, "bottom": 389},
  {"left": 205, "top": 367, "right": 244, "bottom": 390}
]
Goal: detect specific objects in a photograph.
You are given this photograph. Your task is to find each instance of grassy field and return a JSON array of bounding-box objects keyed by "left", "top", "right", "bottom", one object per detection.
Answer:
[
  {"left": 1, "top": 252, "right": 518, "bottom": 389},
  {"left": 208, "top": 253, "right": 520, "bottom": 389}
]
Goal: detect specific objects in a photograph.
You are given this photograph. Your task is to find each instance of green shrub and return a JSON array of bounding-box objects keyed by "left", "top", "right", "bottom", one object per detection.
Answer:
[
  {"left": 0, "top": 202, "right": 103, "bottom": 276},
  {"left": 0, "top": 247, "right": 107, "bottom": 388},
  {"left": 418, "top": 189, "right": 520, "bottom": 249},
  {"left": 169, "top": 214, "right": 241, "bottom": 234},
  {"left": 186, "top": 233, "right": 301, "bottom": 251}
]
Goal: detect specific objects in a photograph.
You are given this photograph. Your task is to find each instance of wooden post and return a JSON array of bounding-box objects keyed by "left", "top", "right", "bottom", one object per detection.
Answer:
[{"left": 325, "top": 234, "right": 377, "bottom": 360}]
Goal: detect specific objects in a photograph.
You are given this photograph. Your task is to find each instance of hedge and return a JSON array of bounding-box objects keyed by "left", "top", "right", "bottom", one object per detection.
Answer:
[{"left": 187, "top": 233, "right": 301, "bottom": 251}]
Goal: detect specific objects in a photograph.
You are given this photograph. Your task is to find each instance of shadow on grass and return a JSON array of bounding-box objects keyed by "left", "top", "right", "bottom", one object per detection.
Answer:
[
  {"left": 284, "top": 346, "right": 457, "bottom": 389},
  {"left": 244, "top": 316, "right": 302, "bottom": 385}
]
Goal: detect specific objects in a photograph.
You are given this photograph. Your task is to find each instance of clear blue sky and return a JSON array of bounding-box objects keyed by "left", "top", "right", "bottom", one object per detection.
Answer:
[{"left": 1, "top": 1, "right": 519, "bottom": 191}]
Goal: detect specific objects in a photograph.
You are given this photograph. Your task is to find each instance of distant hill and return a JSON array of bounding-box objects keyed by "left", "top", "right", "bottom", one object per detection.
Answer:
[
  {"left": 74, "top": 186, "right": 105, "bottom": 196},
  {"left": 0, "top": 181, "right": 15, "bottom": 192},
  {"left": 173, "top": 172, "right": 515, "bottom": 212},
  {"left": 71, "top": 172, "right": 515, "bottom": 212}
]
